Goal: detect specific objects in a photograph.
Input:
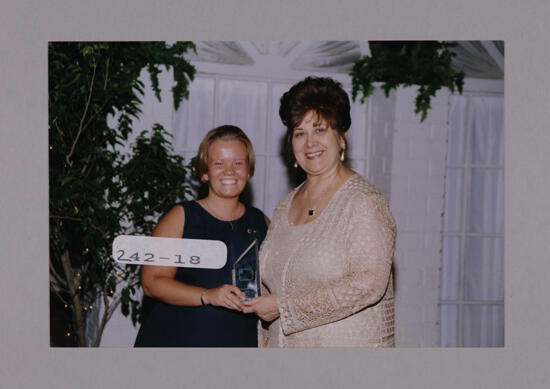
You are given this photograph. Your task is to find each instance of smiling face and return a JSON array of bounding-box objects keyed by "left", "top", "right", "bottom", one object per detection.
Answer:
[
  {"left": 292, "top": 110, "right": 346, "bottom": 176},
  {"left": 202, "top": 139, "right": 250, "bottom": 200}
]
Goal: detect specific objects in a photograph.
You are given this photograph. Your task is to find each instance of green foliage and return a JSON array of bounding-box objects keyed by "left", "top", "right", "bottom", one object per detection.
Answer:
[
  {"left": 49, "top": 42, "right": 196, "bottom": 346},
  {"left": 350, "top": 41, "right": 465, "bottom": 121}
]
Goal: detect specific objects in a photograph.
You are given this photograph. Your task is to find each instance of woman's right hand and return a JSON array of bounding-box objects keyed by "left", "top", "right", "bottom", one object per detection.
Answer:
[{"left": 202, "top": 284, "right": 246, "bottom": 311}]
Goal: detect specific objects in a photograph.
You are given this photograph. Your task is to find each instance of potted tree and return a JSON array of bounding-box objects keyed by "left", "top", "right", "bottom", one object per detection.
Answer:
[{"left": 49, "top": 41, "right": 196, "bottom": 346}]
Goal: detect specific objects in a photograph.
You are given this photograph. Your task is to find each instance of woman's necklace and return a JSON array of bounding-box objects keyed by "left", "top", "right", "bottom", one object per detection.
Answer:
[
  {"left": 203, "top": 198, "right": 242, "bottom": 230},
  {"left": 304, "top": 172, "right": 338, "bottom": 217}
]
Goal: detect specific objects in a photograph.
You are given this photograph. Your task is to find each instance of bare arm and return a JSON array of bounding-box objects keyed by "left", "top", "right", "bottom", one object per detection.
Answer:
[{"left": 140, "top": 204, "right": 245, "bottom": 311}]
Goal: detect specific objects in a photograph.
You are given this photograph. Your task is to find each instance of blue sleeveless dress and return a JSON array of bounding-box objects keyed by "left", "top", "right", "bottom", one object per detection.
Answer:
[{"left": 134, "top": 200, "right": 268, "bottom": 347}]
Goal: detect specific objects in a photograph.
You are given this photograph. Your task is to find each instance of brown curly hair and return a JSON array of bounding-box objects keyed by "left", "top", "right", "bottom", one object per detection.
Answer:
[{"left": 279, "top": 76, "right": 351, "bottom": 163}]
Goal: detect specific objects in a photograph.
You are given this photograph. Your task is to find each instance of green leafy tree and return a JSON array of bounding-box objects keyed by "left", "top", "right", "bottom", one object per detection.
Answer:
[
  {"left": 49, "top": 42, "right": 196, "bottom": 346},
  {"left": 350, "top": 41, "right": 465, "bottom": 121}
]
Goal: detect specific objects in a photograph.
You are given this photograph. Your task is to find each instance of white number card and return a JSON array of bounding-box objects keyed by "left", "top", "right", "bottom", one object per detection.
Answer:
[{"left": 112, "top": 235, "right": 227, "bottom": 269}]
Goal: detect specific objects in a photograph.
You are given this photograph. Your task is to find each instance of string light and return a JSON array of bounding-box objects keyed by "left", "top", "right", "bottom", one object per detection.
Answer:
[
  {"left": 77, "top": 285, "right": 82, "bottom": 290},
  {"left": 66, "top": 332, "right": 71, "bottom": 337},
  {"left": 85, "top": 248, "right": 89, "bottom": 253},
  {"left": 49, "top": 146, "right": 53, "bottom": 150},
  {"left": 64, "top": 304, "right": 68, "bottom": 309}
]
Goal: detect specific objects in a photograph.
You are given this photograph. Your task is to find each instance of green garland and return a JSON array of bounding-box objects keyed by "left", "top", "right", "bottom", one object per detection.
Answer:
[{"left": 350, "top": 41, "right": 465, "bottom": 121}]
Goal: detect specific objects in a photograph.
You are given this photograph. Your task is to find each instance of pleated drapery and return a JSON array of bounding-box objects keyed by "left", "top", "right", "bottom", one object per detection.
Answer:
[{"left": 440, "top": 95, "right": 504, "bottom": 347}]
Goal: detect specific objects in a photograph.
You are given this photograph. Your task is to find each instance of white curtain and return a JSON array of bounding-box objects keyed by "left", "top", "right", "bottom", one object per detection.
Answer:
[{"left": 440, "top": 94, "right": 504, "bottom": 347}]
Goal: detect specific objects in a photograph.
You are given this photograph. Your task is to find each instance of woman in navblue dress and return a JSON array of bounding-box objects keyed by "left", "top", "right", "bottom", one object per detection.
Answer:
[{"left": 134, "top": 125, "right": 269, "bottom": 347}]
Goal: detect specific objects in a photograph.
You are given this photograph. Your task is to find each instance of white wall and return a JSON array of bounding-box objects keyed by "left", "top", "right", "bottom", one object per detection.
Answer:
[{"left": 388, "top": 87, "right": 450, "bottom": 347}]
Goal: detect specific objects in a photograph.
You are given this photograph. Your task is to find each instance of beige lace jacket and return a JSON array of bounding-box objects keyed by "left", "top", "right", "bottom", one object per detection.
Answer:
[{"left": 258, "top": 174, "right": 396, "bottom": 347}]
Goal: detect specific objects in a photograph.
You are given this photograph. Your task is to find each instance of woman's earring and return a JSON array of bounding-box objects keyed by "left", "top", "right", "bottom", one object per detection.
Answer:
[
  {"left": 340, "top": 151, "right": 345, "bottom": 162},
  {"left": 293, "top": 161, "right": 298, "bottom": 168}
]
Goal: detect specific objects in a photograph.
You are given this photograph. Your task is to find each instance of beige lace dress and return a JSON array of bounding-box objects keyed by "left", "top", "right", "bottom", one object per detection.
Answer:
[{"left": 258, "top": 173, "right": 396, "bottom": 347}]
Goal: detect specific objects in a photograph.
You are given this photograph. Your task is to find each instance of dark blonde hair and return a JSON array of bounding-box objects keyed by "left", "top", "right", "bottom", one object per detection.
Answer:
[
  {"left": 279, "top": 76, "right": 351, "bottom": 163},
  {"left": 196, "top": 125, "right": 255, "bottom": 181}
]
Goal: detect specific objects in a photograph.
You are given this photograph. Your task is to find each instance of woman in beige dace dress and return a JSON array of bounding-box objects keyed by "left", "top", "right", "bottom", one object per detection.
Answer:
[{"left": 243, "top": 76, "right": 396, "bottom": 347}]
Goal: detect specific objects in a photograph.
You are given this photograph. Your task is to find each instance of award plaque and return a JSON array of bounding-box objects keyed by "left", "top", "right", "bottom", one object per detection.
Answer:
[{"left": 232, "top": 239, "right": 260, "bottom": 300}]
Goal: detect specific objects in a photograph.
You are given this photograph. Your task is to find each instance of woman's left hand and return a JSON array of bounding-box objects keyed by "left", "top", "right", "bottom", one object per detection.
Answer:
[{"left": 242, "top": 294, "right": 280, "bottom": 322}]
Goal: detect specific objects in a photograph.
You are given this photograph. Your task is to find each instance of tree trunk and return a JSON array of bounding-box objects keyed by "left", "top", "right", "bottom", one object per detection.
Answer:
[
  {"left": 93, "top": 291, "right": 121, "bottom": 347},
  {"left": 60, "top": 249, "right": 87, "bottom": 346}
]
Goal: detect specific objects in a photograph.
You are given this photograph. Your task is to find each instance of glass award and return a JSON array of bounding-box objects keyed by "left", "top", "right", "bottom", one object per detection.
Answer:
[{"left": 232, "top": 238, "right": 260, "bottom": 300}]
